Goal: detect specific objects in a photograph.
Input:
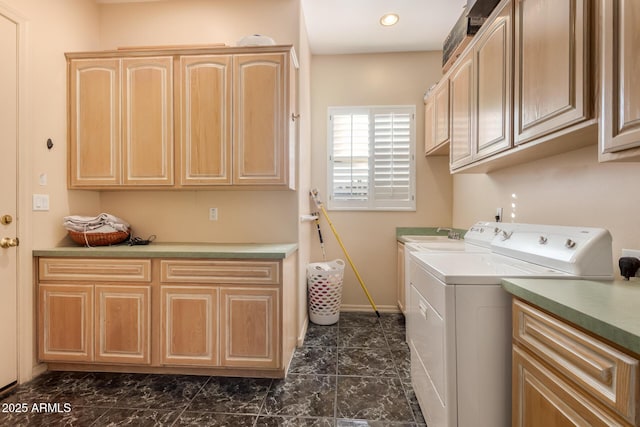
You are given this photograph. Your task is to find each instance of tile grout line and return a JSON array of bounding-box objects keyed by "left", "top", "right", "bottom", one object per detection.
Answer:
[
  {"left": 168, "top": 375, "right": 212, "bottom": 427},
  {"left": 250, "top": 377, "right": 273, "bottom": 427}
]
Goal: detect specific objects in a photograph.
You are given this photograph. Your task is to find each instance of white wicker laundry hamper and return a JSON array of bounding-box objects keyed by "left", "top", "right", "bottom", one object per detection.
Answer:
[{"left": 306, "top": 259, "right": 345, "bottom": 325}]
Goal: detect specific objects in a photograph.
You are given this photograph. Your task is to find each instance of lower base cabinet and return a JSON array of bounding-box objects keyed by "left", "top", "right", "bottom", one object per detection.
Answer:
[
  {"left": 94, "top": 285, "right": 150, "bottom": 365},
  {"left": 160, "top": 286, "right": 219, "bottom": 367},
  {"left": 37, "top": 255, "right": 296, "bottom": 378},
  {"left": 39, "top": 284, "right": 94, "bottom": 363},
  {"left": 220, "top": 287, "right": 279, "bottom": 368},
  {"left": 512, "top": 299, "right": 639, "bottom": 427}
]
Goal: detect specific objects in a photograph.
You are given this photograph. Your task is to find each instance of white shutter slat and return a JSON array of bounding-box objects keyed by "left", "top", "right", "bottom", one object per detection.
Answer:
[{"left": 329, "top": 107, "right": 415, "bottom": 210}]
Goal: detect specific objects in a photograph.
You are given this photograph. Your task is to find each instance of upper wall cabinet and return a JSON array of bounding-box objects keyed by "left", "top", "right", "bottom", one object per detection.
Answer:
[
  {"left": 424, "top": 77, "right": 450, "bottom": 156},
  {"left": 122, "top": 57, "right": 174, "bottom": 186},
  {"left": 176, "top": 55, "right": 232, "bottom": 186},
  {"left": 233, "top": 53, "right": 290, "bottom": 186},
  {"left": 439, "top": 0, "right": 598, "bottom": 173},
  {"left": 599, "top": 0, "right": 640, "bottom": 161},
  {"left": 69, "top": 57, "right": 174, "bottom": 188},
  {"left": 474, "top": 0, "right": 512, "bottom": 160},
  {"left": 69, "top": 59, "right": 121, "bottom": 187},
  {"left": 449, "top": 0, "right": 512, "bottom": 171},
  {"left": 514, "top": 0, "right": 591, "bottom": 145},
  {"left": 66, "top": 45, "right": 297, "bottom": 190},
  {"left": 449, "top": 50, "right": 474, "bottom": 170}
]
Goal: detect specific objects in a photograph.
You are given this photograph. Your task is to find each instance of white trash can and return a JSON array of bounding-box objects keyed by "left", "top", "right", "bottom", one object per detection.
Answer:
[{"left": 307, "top": 259, "right": 345, "bottom": 325}]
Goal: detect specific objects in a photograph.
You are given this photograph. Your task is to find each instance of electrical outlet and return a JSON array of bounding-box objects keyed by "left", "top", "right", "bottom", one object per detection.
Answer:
[
  {"left": 209, "top": 208, "right": 218, "bottom": 221},
  {"left": 621, "top": 249, "right": 640, "bottom": 278}
]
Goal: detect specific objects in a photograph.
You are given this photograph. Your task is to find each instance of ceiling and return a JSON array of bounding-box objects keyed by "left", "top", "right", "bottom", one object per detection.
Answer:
[
  {"left": 94, "top": 0, "right": 467, "bottom": 55},
  {"left": 300, "top": 0, "right": 467, "bottom": 55}
]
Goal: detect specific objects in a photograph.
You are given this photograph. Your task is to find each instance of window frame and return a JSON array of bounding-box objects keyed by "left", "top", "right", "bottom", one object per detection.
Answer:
[{"left": 326, "top": 105, "right": 417, "bottom": 211}]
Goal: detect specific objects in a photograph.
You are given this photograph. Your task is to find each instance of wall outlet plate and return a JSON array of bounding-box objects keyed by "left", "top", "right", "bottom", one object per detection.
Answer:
[
  {"left": 33, "top": 194, "right": 49, "bottom": 211},
  {"left": 209, "top": 208, "right": 218, "bottom": 221},
  {"left": 621, "top": 249, "right": 640, "bottom": 278}
]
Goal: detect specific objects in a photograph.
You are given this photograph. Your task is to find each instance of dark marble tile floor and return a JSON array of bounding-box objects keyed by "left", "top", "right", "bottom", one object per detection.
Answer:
[{"left": 0, "top": 312, "right": 426, "bottom": 426}]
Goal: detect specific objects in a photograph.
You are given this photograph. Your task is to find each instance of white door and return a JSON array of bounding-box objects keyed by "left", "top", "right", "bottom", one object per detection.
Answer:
[{"left": 0, "top": 10, "right": 19, "bottom": 391}]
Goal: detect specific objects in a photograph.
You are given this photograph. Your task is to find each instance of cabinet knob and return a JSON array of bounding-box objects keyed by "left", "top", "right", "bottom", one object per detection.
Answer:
[
  {"left": 565, "top": 239, "right": 576, "bottom": 249},
  {"left": 291, "top": 113, "right": 300, "bottom": 121}
]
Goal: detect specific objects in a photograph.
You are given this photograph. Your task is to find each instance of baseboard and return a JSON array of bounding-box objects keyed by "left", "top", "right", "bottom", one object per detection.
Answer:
[
  {"left": 339, "top": 304, "right": 401, "bottom": 313},
  {"left": 297, "top": 316, "right": 309, "bottom": 347}
]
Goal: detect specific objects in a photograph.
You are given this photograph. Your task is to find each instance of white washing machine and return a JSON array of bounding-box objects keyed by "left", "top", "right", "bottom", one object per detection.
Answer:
[{"left": 406, "top": 223, "right": 613, "bottom": 427}]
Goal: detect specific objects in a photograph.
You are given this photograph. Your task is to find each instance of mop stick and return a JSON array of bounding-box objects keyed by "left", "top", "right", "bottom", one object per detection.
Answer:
[
  {"left": 313, "top": 213, "right": 326, "bottom": 261},
  {"left": 310, "top": 189, "right": 381, "bottom": 318}
]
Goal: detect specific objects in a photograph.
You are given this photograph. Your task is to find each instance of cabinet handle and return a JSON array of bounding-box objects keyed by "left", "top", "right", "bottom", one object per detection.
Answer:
[{"left": 291, "top": 113, "right": 300, "bottom": 121}]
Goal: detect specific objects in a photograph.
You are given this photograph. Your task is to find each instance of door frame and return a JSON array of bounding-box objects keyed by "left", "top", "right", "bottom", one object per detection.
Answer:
[{"left": 1, "top": 1, "right": 34, "bottom": 384}]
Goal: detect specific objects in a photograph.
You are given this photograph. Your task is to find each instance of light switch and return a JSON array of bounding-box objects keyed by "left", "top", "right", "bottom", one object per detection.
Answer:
[{"left": 33, "top": 194, "right": 50, "bottom": 211}]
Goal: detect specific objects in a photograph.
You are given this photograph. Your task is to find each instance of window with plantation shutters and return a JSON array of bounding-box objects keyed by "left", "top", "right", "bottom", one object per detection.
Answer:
[{"left": 327, "top": 106, "right": 416, "bottom": 210}]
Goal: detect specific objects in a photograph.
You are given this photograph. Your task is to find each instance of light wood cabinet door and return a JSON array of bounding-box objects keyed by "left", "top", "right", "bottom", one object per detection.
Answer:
[
  {"left": 95, "top": 285, "right": 150, "bottom": 365},
  {"left": 177, "top": 55, "right": 232, "bottom": 185},
  {"left": 449, "top": 51, "right": 474, "bottom": 169},
  {"left": 69, "top": 59, "right": 121, "bottom": 187},
  {"left": 424, "top": 95, "right": 436, "bottom": 154},
  {"left": 160, "top": 286, "right": 219, "bottom": 367},
  {"left": 122, "top": 57, "right": 174, "bottom": 186},
  {"left": 474, "top": 0, "right": 512, "bottom": 160},
  {"left": 514, "top": 0, "right": 590, "bottom": 145},
  {"left": 513, "top": 299, "right": 638, "bottom": 424},
  {"left": 434, "top": 79, "right": 450, "bottom": 148},
  {"left": 38, "top": 284, "right": 93, "bottom": 362},
  {"left": 513, "top": 345, "right": 625, "bottom": 427},
  {"left": 220, "top": 287, "right": 279, "bottom": 368},
  {"left": 600, "top": 0, "right": 640, "bottom": 159},
  {"left": 233, "top": 53, "right": 289, "bottom": 186},
  {"left": 424, "top": 78, "right": 450, "bottom": 156}
]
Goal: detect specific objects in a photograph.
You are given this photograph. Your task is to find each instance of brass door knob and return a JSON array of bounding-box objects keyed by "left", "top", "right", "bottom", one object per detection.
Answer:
[{"left": 0, "top": 237, "right": 19, "bottom": 248}]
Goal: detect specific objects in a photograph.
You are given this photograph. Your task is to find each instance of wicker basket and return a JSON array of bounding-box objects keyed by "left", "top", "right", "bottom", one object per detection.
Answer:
[{"left": 68, "top": 229, "right": 130, "bottom": 247}]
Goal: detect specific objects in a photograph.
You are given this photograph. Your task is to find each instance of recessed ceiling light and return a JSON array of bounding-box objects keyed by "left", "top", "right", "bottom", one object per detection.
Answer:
[{"left": 380, "top": 13, "right": 399, "bottom": 27}]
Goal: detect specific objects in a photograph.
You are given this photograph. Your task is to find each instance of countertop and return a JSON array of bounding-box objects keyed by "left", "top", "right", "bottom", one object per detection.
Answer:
[
  {"left": 33, "top": 242, "right": 298, "bottom": 260},
  {"left": 396, "top": 227, "right": 466, "bottom": 243},
  {"left": 502, "top": 278, "right": 640, "bottom": 355}
]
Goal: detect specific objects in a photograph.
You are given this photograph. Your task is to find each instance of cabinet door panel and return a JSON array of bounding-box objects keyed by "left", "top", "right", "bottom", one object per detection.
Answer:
[
  {"left": 220, "top": 287, "right": 279, "bottom": 368},
  {"left": 449, "top": 53, "right": 474, "bottom": 169},
  {"left": 122, "top": 57, "right": 174, "bottom": 186},
  {"left": 434, "top": 80, "right": 450, "bottom": 147},
  {"left": 600, "top": 0, "right": 640, "bottom": 155},
  {"left": 513, "top": 346, "right": 625, "bottom": 427},
  {"left": 69, "top": 59, "right": 120, "bottom": 187},
  {"left": 178, "top": 55, "right": 232, "bottom": 185},
  {"left": 161, "top": 286, "right": 219, "bottom": 366},
  {"left": 233, "top": 53, "right": 288, "bottom": 185},
  {"left": 39, "top": 284, "right": 93, "bottom": 362},
  {"left": 424, "top": 95, "right": 436, "bottom": 154},
  {"left": 515, "top": 0, "right": 589, "bottom": 144},
  {"left": 95, "top": 285, "right": 150, "bottom": 364},
  {"left": 475, "top": 1, "right": 512, "bottom": 159}
]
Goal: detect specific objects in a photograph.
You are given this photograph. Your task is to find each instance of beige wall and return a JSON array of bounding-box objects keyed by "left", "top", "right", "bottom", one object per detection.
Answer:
[
  {"left": 310, "top": 52, "right": 453, "bottom": 311},
  {"left": 296, "top": 9, "right": 312, "bottom": 340},
  {"left": 452, "top": 144, "right": 640, "bottom": 278},
  {"left": 96, "top": 0, "right": 302, "bottom": 244}
]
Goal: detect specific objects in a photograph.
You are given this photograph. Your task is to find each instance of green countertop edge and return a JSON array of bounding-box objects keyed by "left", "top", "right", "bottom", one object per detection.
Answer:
[
  {"left": 502, "top": 279, "right": 640, "bottom": 355},
  {"left": 33, "top": 242, "right": 299, "bottom": 260},
  {"left": 396, "top": 227, "right": 467, "bottom": 241}
]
